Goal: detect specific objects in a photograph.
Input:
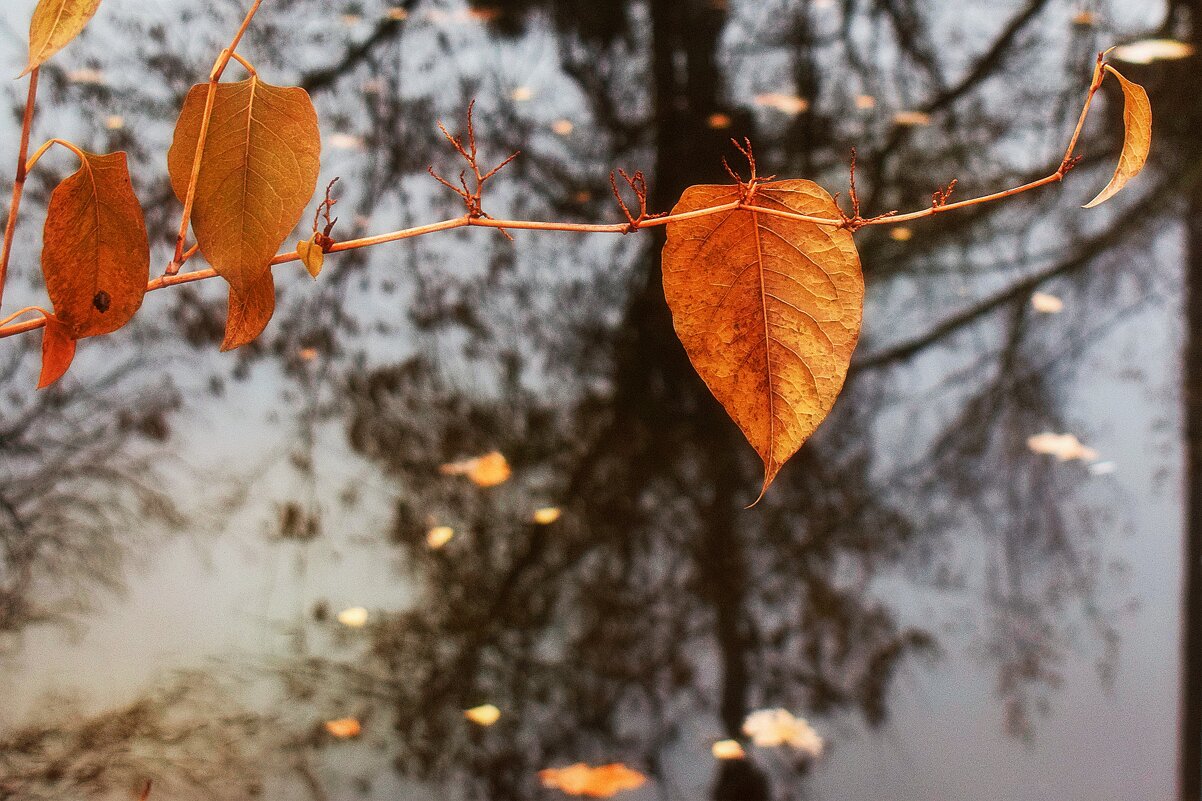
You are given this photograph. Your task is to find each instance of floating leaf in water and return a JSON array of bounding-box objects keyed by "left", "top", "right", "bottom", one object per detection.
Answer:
[
  {"left": 1083, "top": 66, "right": 1151, "bottom": 209},
  {"left": 742, "top": 709, "right": 824, "bottom": 757},
  {"left": 711, "top": 739, "right": 746, "bottom": 760},
  {"left": 754, "top": 93, "right": 809, "bottom": 115},
  {"left": 532, "top": 507, "right": 562, "bottom": 525},
  {"left": 336, "top": 607, "right": 368, "bottom": 627},
  {"left": 1030, "top": 292, "right": 1064, "bottom": 313},
  {"left": 426, "top": 526, "right": 454, "bottom": 549},
  {"left": 707, "top": 112, "right": 732, "bottom": 129},
  {"left": 1026, "top": 432, "right": 1099, "bottom": 462},
  {"left": 1112, "top": 39, "right": 1195, "bottom": 64},
  {"left": 464, "top": 704, "right": 501, "bottom": 726},
  {"left": 538, "top": 763, "right": 647, "bottom": 798},
  {"left": 323, "top": 718, "right": 362, "bottom": 739},
  {"left": 892, "top": 110, "right": 931, "bottom": 126},
  {"left": 439, "top": 451, "right": 512, "bottom": 487}
]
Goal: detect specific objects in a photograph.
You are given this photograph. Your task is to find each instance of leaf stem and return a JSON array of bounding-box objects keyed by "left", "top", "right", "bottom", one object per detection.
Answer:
[
  {"left": 24, "top": 138, "right": 88, "bottom": 173},
  {"left": 0, "top": 67, "right": 40, "bottom": 312}
]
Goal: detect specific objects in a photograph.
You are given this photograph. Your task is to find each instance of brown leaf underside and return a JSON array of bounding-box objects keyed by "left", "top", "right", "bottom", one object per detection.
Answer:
[
  {"left": 167, "top": 77, "right": 321, "bottom": 296},
  {"left": 662, "top": 180, "right": 864, "bottom": 500},
  {"left": 41, "top": 150, "right": 149, "bottom": 339},
  {"left": 22, "top": 0, "right": 103, "bottom": 76}
]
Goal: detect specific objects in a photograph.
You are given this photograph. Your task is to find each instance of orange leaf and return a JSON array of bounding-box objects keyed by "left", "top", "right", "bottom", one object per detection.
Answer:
[
  {"left": 438, "top": 451, "right": 512, "bottom": 487},
  {"left": 538, "top": 763, "right": 647, "bottom": 797},
  {"left": 323, "top": 717, "right": 361, "bottom": 739},
  {"left": 1083, "top": 66, "right": 1151, "bottom": 209},
  {"left": 21, "top": 0, "right": 104, "bottom": 76},
  {"left": 38, "top": 316, "right": 76, "bottom": 389},
  {"left": 167, "top": 78, "right": 321, "bottom": 295},
  {"left": 41, "top": 149, "right": 148, "bottom": 339},
  {"left": 662, "top": 180, "right": 863, "bottom": 500},
  {"left": 221, "top": 271, "right": 275, "bottom": 351}
]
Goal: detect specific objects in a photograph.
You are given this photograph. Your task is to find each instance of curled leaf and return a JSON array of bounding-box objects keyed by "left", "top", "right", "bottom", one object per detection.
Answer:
[
  {"left": 22, "top": 0, "right": 104, "bottom": 76},
  {"left": 221, "top": 271, "right": 275, "bottom": 351},
  {"left": 41, "top": 149, "right": 149, "bottom": 339},
  {"left": 1083, "top": 66, "right": 1151, "bottom": 209},
  {"left": 167, "top": 77, "right": 321, "bottom": 295},
  {"left": 38, "top": 316, "right": 76, "bottom": 389},
  {"left": 298, "top": 234, "right": 325, "bottom": 278},
  {"left": 662, "top": 181, "right": 863, "bottom": 501}
]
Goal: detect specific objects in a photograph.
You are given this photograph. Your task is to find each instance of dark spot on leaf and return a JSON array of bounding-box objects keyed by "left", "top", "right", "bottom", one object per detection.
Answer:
[{"left": 93, "top": 290, "right": 111, "bottom": 313}]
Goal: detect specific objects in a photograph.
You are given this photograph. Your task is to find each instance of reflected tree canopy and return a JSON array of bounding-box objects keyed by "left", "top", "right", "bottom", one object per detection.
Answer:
[{"left": 0, "top": 0, "right": 1193, "bottom": 799}]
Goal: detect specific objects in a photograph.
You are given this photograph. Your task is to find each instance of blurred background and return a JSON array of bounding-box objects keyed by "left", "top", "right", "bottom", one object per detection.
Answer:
[{"left": 0, "top": 0, "right": 1196, "bottom": 799}]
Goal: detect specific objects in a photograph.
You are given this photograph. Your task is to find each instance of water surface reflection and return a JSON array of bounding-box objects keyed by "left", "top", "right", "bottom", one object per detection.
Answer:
[{"left": 0, "top": 0, "right": 1190, "bottom": 799}]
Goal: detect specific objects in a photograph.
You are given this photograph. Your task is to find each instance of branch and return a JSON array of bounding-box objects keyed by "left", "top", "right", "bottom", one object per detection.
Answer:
[
  {"left": 0, "top": 68, "right": 40, "bottom": 311},
  {"left": 0, "top": 53, "right": 1114, "bottom": 342}
]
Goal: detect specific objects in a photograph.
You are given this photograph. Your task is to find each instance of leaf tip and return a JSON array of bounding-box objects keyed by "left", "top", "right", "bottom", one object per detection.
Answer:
[{"left": 37, "top": 317, "right": 77, "bottom": 389}]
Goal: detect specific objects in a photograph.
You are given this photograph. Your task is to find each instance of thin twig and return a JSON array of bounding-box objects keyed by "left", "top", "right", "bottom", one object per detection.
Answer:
[
  {"left": 0, "top": 54, "right": 1116, "bottom": 342},
  {"left": 0, "top": 68, "right": 40, "bottom": 311}
]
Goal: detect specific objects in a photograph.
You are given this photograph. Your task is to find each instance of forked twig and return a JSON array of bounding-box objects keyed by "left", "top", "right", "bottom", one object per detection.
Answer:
[
  {"left": 609, "top": 169, "right": 666, "bottom": 232},
  {"left": 722, "top": 138, "right": 776, "bottom": 204},
  {"left": 312, "top": 178, "right": 341, "bottom": 251},
  {"left": 428, "top": 100, "right": 521, "bottom": 239}
]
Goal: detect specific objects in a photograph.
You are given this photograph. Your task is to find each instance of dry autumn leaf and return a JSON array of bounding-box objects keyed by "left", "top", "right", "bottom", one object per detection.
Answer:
[
  {"left": 1026, "top": 432, "right": 1099, "bottom": 462},
  {"left": 439, "top": 451, "right": 512, "bottom": 487},
  {"left": 38, "top": 316, "right": 76, "bottom": 389},
  {"left": 336, "top": 606, "right": 368, "bottom": 627},
  {"left": 41, "top": 149, "right": 149, "bottom": 339},
  {"left": 711, "top": 739, "right": 746, "bottom": 760},
  {"left": 662, "top": 180, "right": 863, "bottom": 500},
  {"left": 323, "top": 717, "right": 362, "bottom": 739},
  {"left": 297, "top": 234, "right": 325, "bottom": 278},
  {"left": 1083, "top": 66, "right": 1151, "bottom": 209},
  {"left": 167, "top": 77, "right": 321, "bottom": 295},
  {"left": 221, "top": 271, "right": 274, "bottom": 351},
  {"left": 741, "top": 708, "right": 824, "bottom": 757},
  {"left": 21, "top": 0, "right": 104, "bottom": 76},
  {"left": 538, "top": 763, "right": 647, "bottom": 798},
  {"left": 463, "top": 704, "right": 501, "bottom": 726},
  {"left": 426, "top": 525, "right": 454, "bottom": 549}
]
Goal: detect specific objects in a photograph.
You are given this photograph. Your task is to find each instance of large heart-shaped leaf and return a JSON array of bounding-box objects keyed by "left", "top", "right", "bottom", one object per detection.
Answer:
[
  {"left": 167, "top": 77, "right": 321, "bottom": 295},
  {"left": 21, "top": 0, "right": 103, "bottom": 76},
  {"left": 41, "top": 149, "right": 149, "bottom": 339},
  {"left": 662, "top": 180, "right": 863, "bottom": 500}
]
